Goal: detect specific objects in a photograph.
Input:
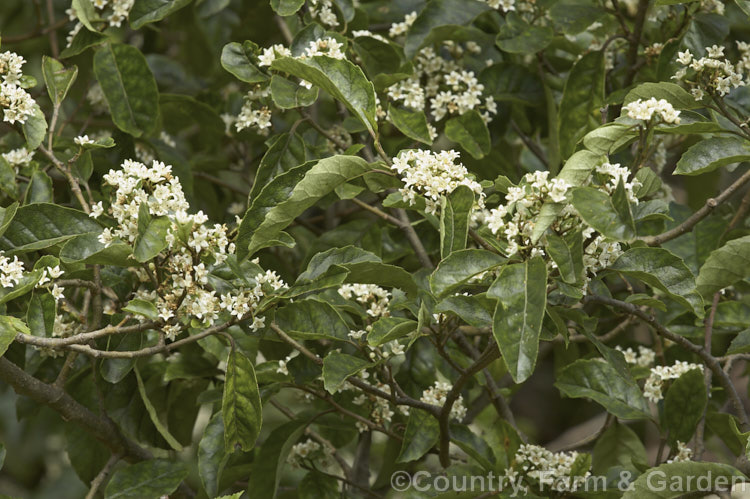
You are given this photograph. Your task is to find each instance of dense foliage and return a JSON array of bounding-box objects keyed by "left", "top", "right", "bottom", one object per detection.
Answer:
[{"left": 2, "top": 0, "right": 750, "bottom": 497}]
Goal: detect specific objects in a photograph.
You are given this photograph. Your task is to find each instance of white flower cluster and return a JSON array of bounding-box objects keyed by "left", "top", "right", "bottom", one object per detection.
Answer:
[
  {"left": 238, "top": 38, "right": 344, "bottom": 134},
  {"left": 0, "top": 51, "right": 36, "bottom": 125},
  {"left": 386, "top": 46, "right": 497, "bottom": 123},
  {"left": 0, "top": 251, "right": 65, "bottom": 304},
  {"left": 65, "top": 0, "right": 135, "bottom": 46},
  {"left": 235, "top": 87, "right": 273, "bottom": 134},
  {"left": 74, "top": 135, "right": 95, "bottom": 146},
  {"left": 485, "top": 171, "right": 570, "bottom": 257},
  {"left": 512, "top": 444, "right": 591, "bottom": 493},
  {"left": 616, "top": 345, "right": 656, "bottom": 367},
  {"left": 388, "top": 11, "right": 418, "bottom": 38},
  {"left": 258, "top": 44, "right": 292, "bottom": 68},
  {"left": 667, "top": 441, "right": 693, "bottom": 463},
  {"left": 674, "top": 45, "right": 749, "bottom": 99},
  {"left": 301, "top": 37, "right": 346, "bottom": 60},
  {"left": 419, "top": 381, "right": 467, "bottom": 421},
  {"left": 482, "top": 165, "right": 640, "bottom": 281},
  {"left": 351, "top": 30, "right": 388, "bottom": 44},
  {"left": 643, "top": 360, "right": 703, "bottom": 402},
  {"left": 287, "top": 439, "right": 333, "bottom": 468},
  {"left": 276, "top": 351, "right": 298, "bottom": 375},
  {"left": 2, "top": 147, "right": 33, "bottom": 168},
  {"left": 482, "top": 0, "right": 516, "bottom": 11},
  {"left": 391, "top": 149, "right": 484, "bottom": 215},
  {"left": 0, "top": 253, "right": 26, "bottom": 288},
  {"left": 0, "top": 51, "right": 26, "bottom": 85},
  {"left": 97, "top": 159, "right": 282, "bottom": 338},
  {"left": 338, "top": 283, "right": 391, "bottom": 318},
  {"left": 307, "top": 0, "right": 338, "bottom": 28},
  {"left": 594, "top": 161, "right": 641, "bottom": 203},
  {"left": 622, "top": 98, "right": 681, "bottom": 124},
  {"left": 352, "top": 382, "right": 395, "bottom": 432}
]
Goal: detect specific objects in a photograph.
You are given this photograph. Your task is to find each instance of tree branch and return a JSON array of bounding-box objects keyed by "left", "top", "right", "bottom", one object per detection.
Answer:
[
  {"left": 0, "top": 357, "right": 152, "bottom": 462},
  {"left": 584, "top": 294, "right": 749, "bottom": 429},
  {"left": 640, "top": 168, "right": 750, "bottom": 246}
]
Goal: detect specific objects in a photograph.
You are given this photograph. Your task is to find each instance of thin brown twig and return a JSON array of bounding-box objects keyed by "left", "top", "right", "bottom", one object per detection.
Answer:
[
  {"left": 640, "top": 168, "right": 750, "bottom": 245},
  {"left": 85, "top": 454, "right": 121, "bottom": 499}
]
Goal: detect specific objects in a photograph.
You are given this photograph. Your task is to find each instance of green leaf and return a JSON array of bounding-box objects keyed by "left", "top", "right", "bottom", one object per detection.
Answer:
[
  {"left": 60, "top": 28, "right": 108, "bottom": 58},
  {"left": 133, "top": 216, "right": 171, "bottom": 262},
  {"left": 487, "top": 257, "right": 547, "bottom": 383},
  {"left": 674, "top": 137, "right": 750, "bottom": 176},
  {"left": 246, "top": 421, "right": 307, "bottom": 498},
  {"left": 239, "top": 155, "right": 369, "bottom": 258},
  {"left": 663, "top": 368, "right": 706, "bottom": 444},
  {"left": 93, "top": 43, "right": 160, "bottom": 137},
  {"left": 555, "top": 358, "right": 651, "bottom": 420},
  {"left": 0, "top": 270, "right": 43, "bottom": 306},
  {"left": 42, "top": 56, "right": 78, "bottom": 106},
  {"left": 610, "top": 247, "right": 704, "bottom": 317},
  {"left": 444, "top": 110, "right": 491, "bottom": 159},
  {"left": 546, "top": 230, "right": 583, "bottom": 284},
  {"left": 622, "top": 82, "right": 702, "bottom": 110},
  {"left": 352, "top": 36, "right": 402, "bottom": 78},
  {"left": 728, "top": 328, "right": 750, "bottom": 354},
  {"left": 221, "top": 41, "right": 268, "bottom": 84},
  {"left": 403, "top": 0, "right": 491, "bottom": 58},
  {"left": 0, "top": 316, "right": 28, "bottom": 357},
  {"left": 367, "top": 317, "right": 417, "bottom": 346},
  {"left": 0, "top": 203, "right": 101, "bottom": 254},
  {"left": 342, "top": 261, "right": 418, "bottom": 296},
  {"left": 397, "top": 409, "right": 439, "bottom": 462},
  {"left": 480, "top": 62, "right": 543, "bottom": 106},
  {"left": 0, "top": 203, "right": 17, "bottom": 241},
  {"left": 275, "top": 300, "right": 350, "bottom": 341},
  {"left": 549, "top": 2, "right": 606, "bottom": 34},
  {"left": 269, "top": 74, "right": 319, "bottom": 109},
  {"left": 198, "top": 412, "right": 228, "bottom": 498},
  {"left": 299, "top": 472, "right": 339, "bottom": 499},
  {"left": 696, "top": 235, "right": 750, "bottom": 297},
  {"left": 496, "top": 13, "right": 554, "bottom": 54},
  {"left": 222, "top": 350, "right": 263, "bottom": 452},
  {"left": 129, "top": 0, "right": 191, "bottom": 29},
  {"left": 322, "top": 352, "right": 371, "bottom": 393},
  {"left": 449, "top": 424, "right": 496, "bottom": 469},
  {"left": 297, "top": 246, "right": 379, "bottom": 281},
  {"left": 570, "top": 184, "right": 635, "bottom": 241},
  {"left": 435, "top": 293, "right": 494, "bottom": 328},
  {"left": 250, "top": 132, "right": 308, "bottom": 201},
  {"left": 123, "top": 299, "right": 159, "bottom": 320},
  {"left": 27, "top": 170, "right": 53, "bottom": 204},
  {"left": 134, "top": 366, "right": 183, "bottom": 451},
  {"left": 271, "top": 56, "right": 378, "bottom": 136},
  {"left": 270, "top": 0, "right": 305, "bottom": 15},
  {"left": 237, "top": 161, "right": 315, "bottom": 260},
  {"left": 558, "top": 50, "right": 605, "bottom": 159},
  {"left": 388, "top": 105, "right": 433, "bottom": 145},
  {"left": 27, "top": 292, "right": 55, "bottom": 337},
  {"left": 622, "top": 462, "right": 745, "bottom": 498},
  {"left": 22, "top": 103, "right": 48, "bottom": 150},
  {"left": 592, "top": 422, "right": 647, "bottom": 475},
  {"left": 105, "top": 459, "right": 188, "bottom": 499},
  {"left": 440, "top": 185, "right": 474, "bottom": 258},
  {"left": 583, "top": 123, "right": 638, "bottom": 155},
  {"left": 430, "top": 249, "right": 506, "bottom": 298},
  {"left": 72, "top": 0, "right": 97, "bottom": 31},
  {"left": 60, "top": 233, "right": 132, "bottom": 266}
]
